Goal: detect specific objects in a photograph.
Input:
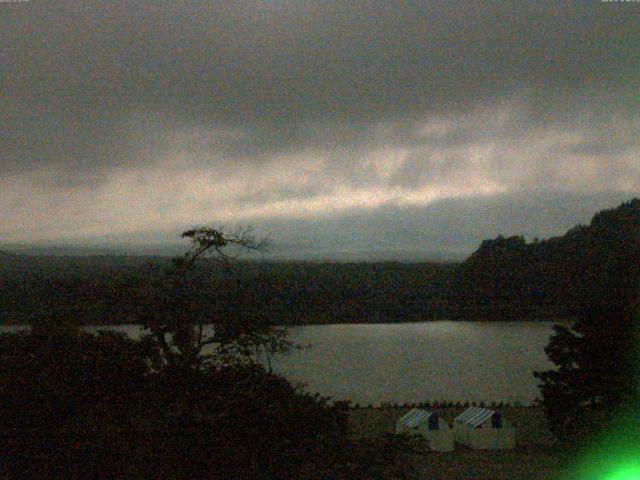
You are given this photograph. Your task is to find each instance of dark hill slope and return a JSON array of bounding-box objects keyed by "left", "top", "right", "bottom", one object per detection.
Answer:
[{"left": 455, "top": 198, "right": 640, "bottom": 320}]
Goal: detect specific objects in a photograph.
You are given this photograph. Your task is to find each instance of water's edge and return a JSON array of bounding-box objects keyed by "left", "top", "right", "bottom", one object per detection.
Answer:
[{"left": 1, "top": 322, "right": 556, "bottom": 407}]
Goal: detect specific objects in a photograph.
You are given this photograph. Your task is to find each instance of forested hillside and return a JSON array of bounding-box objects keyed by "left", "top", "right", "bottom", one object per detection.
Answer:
[
  {"left": 0, "top": 257, "right": 457, "bottom": 325},
  {"left": 455, "top": 198, "right": 640, "bottom": 320}
]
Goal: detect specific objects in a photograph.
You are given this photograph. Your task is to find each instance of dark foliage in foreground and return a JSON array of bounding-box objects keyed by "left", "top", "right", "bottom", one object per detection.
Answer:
[
  {"left": 534, "top": 199, "right": 640, "bottom": 444},
  {"left": 0, "top": 325, "right": 417, "bottom": 479},
  {"left": 0, "top": 226, "right": 418, "bottom": 478},
  {"left": 0, "top": 324, "right": 149, "bottom": 478}
]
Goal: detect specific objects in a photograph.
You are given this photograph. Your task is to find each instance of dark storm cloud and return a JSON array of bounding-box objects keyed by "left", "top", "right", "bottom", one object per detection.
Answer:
[
  {"left": 1, "top": 0, "right": 638, "bottom": 244},
  {"left": 3, "top": 1, "right": 639, "bottom": 168}
]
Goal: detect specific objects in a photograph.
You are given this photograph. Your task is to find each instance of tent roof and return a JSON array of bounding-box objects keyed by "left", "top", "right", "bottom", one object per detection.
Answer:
[
  {"left": 454, "top": 407, "right": 496, "bottom": 427},
  {"left": 398, "top": 408, "right": 434, "bottom": 428}
]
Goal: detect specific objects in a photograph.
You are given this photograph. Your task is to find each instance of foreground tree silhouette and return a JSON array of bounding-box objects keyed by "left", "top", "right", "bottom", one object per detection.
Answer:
[
  {"left": 123, "top": 226, "right": 418, "bottom": 479},
  {"left": 534, "top": 200, "right": 640, "bottom": 445},
  {"left": 125, "top": 227, "right": 418, "bottom": 479},
  {"left": 0, "top": 226, "right": 419, "bottom": 479},
  {"left": 136, "top": 226, "right": 291, "bottom": 373}
]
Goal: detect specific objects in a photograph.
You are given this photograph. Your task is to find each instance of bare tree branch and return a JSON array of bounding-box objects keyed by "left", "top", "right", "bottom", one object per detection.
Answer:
[{"left": 138, "top": 224, "right": 283, "bottom": 371}]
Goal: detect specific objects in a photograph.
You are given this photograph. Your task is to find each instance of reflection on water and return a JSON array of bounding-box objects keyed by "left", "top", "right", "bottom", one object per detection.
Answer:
[
  {"left": 1, "top": 321, "right": 555, "bottom": 406},
  {"left": 266, "top": 321, "right": 555, "bottom": 406}
]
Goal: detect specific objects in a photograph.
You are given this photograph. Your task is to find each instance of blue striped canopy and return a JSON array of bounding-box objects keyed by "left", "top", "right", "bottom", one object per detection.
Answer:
[
  {"left": 454, "top": 407, "right": 495, "bottom": 427},
  {"left": 398, "top": 409, "right": 433, "bottom": 428}
]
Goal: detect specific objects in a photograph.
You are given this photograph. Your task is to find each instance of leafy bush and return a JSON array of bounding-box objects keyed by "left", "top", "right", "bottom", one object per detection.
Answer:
[
  {"left": 0, "top": 328, "right": 416, "bottom": 479},
  {"left": 0, "top": 324, "right": 149, "bottom": 477}
]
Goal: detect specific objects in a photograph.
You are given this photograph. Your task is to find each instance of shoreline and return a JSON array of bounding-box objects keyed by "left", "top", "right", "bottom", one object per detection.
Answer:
[
  {"left": 348, "top": 406, "right": 555, "bottom": 447},
  {"left": 348, "top": 406, "right": 563, "bottom": 479}
]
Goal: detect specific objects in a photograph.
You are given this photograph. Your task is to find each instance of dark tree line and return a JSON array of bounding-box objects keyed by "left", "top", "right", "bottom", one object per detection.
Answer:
[
  {"left": 1, "top": 200, "right": 638, "bottom": 475},
  {"left": 534, "top": 199, "right": 640, "bottom": 446},
  {"left": 1, "top": 199, "right": 638, "bottom": 325},
  {"left": 455, "top": 198, "right": 640, "bottom": 321},
  {"left": 0, "top": 258, "right": 458, "bottom": 325}
]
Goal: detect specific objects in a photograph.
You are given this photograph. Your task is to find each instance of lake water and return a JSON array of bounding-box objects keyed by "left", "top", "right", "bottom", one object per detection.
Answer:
[{"left": 2, "top": 321, "right": 556, "bottom": 406}]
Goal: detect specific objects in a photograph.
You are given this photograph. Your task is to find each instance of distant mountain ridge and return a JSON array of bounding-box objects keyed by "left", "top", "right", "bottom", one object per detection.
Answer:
[
  {"left": 0, "top": 243, "right": 185, "bottom": 258},
  {"left": 0, "top": 243, "right": 463, "bottom": 263},
  {"left": 3, "top": 191, "right": 633, "bottom": 261}
]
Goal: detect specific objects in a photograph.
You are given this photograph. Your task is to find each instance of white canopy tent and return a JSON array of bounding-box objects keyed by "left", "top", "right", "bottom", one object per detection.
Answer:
[
  {"left": 395, "top": 408, "right": 454, "bottom": 452},
  {"left": 453, "top": 407, "right": 516, "bottom": 449}
]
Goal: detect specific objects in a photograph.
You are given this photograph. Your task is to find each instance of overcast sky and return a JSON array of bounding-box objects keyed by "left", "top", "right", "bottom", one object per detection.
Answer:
[{"left": 1, "top": 0, "right": 638, "bottom": 257}]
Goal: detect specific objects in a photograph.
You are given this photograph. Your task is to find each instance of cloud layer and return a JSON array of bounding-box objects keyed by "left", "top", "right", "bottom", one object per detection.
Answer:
[{"left": 1, "top": 0, "right": 638, "bottom": 250}]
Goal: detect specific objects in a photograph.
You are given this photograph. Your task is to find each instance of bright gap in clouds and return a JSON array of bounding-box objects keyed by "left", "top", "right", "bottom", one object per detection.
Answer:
[{"left": 1, "top": 95, "right": 638, "bottom": 246}]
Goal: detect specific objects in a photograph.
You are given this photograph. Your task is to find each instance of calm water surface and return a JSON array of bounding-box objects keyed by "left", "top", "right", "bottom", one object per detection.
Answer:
[
  {"left": 3, "top": 321, "right": 556, "bottom": 406},
  {"left": 269, "top": 321, "right": 555, "bottom": 406}
]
